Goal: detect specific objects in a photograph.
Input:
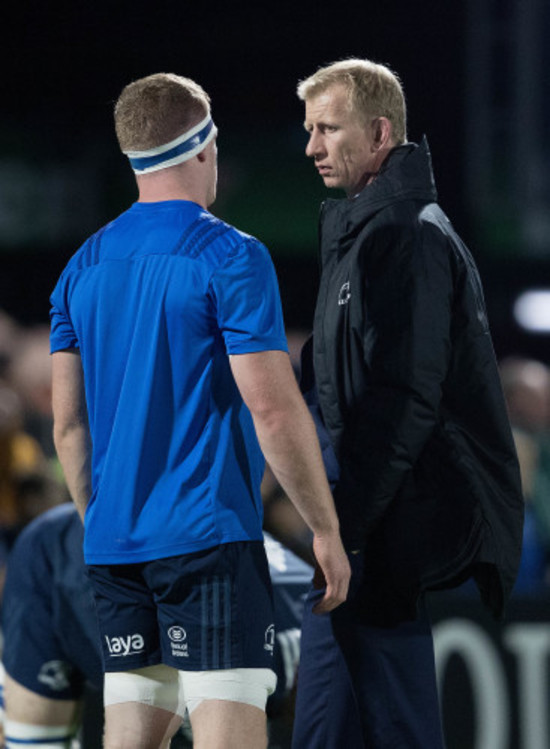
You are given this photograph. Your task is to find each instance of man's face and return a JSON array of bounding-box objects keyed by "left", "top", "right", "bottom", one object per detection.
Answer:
[{"left": 304, "top": 84, "right": 378, "bottom": 197}]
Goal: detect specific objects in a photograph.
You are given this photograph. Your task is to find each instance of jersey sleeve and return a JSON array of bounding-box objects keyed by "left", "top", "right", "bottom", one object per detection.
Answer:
[
  {"left": 209, "top": 239, "right": 289, "bottom": 355},
  {"left": 50, "top": 270, "right": 79, "bottom": 353}
]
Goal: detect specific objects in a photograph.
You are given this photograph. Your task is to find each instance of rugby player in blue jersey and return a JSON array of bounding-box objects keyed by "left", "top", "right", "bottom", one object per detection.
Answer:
[{"left": 48, "top": 73, "right": 349, "bottom": 749}]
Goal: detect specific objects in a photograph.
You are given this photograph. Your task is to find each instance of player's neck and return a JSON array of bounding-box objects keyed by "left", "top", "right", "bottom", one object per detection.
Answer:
[{"left": 136, "top": 167, "right": 208, "bottom": 208}]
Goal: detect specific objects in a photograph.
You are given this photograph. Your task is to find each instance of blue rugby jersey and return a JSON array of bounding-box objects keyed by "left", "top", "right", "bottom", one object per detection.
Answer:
[{"left": 50, "top": 200, "right": 288, "bottom": 564}]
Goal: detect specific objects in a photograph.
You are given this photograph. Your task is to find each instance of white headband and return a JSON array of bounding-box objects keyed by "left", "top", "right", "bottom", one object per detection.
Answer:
[{"left": 124, "top": 114, "right": 217, "bottom": 174}]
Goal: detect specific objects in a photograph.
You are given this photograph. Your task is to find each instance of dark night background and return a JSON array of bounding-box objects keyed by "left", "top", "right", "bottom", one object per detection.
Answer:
[{"left": 1, "top": 0, "right": 549, "bottom": 361}]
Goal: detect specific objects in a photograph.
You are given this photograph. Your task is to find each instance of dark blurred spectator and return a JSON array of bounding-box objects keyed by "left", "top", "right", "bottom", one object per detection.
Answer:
[
  {"left": 500, "top": 357, "right": 550, "bottom": 433},
  {"left": 0, "top": 379, "right": 64, "bottom": 597},
  {"left": 0, "top": 383, "right": 44, "bottom": 526},
  {"left": 7, "top": 325, "right": 55, "bottom": 459},
  {"left": 261, "top": 468, "right": 313, "bottom": 565},
  {"left": 500, "top": 357, "right": 550, "bottom": 590},
  {"left": 0, "top": 311, "right": 19, "bottom": 382}
]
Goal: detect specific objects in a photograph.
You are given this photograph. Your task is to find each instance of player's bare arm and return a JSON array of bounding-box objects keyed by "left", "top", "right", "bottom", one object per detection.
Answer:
[
  {"left": 230, "top": 349, "right": 350, "bottom": 612},
  {"left": 52, "top": 349, "right": 92, "bottom": 522}
]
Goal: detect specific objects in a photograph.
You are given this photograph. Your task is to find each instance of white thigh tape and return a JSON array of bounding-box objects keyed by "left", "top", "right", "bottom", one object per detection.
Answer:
[
  {"left": 180, "top": 667, "right": 277, "bottom": 714},
  {"left": 104, "top": 665, "right": 185, "bottom": 717}
]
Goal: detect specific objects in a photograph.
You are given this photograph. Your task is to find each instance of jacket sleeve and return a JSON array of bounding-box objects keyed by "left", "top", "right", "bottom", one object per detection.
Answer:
[{"left": 334, "top": 218, "right": 455, "bottom": 548}]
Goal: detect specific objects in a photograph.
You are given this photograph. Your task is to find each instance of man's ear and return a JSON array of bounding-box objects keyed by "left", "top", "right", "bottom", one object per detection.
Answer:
[
  {"left": 197, "top": 150, "right": 207, "bottom": 162},
  {"left": 372, "top": 117, "right": 393, "bottom": 150}
]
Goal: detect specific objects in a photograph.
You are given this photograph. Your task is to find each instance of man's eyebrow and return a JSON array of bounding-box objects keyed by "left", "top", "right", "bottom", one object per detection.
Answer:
[{"left": 304, "top": 119, "right": 337, "bottom": 131}]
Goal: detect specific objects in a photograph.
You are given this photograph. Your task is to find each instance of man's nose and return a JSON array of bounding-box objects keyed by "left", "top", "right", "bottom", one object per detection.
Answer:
[{"left": 305, "top": 130, "right": 323, "bottom": 158}]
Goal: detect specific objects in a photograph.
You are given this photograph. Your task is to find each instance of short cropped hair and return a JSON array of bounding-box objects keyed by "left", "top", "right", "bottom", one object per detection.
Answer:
[
  {"left": 297, "top": 59, "right": 407, "bottom": 144},
  {"left": 114, "top": 73, "right": 211, "bottom": 152}
]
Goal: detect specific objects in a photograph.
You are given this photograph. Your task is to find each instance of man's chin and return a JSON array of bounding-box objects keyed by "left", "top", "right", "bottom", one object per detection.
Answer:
[{"left": 322, "top": 176, "right": 342, "bottom": 191}]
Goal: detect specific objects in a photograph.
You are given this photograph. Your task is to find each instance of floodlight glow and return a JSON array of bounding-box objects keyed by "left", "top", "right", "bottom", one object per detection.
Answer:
[{"left": 514, "top": 290, "right": 550, "bottom": 333}]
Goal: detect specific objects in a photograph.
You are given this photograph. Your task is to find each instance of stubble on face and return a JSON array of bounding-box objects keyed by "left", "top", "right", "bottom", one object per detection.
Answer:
[{"left": 304, "top": 85, "right": 378, "bottom": 197}]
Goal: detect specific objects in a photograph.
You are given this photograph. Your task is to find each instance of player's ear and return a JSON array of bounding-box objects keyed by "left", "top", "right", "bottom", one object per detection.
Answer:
[{"left": 197, "top": 150, "right": 207, "bottom": 162}]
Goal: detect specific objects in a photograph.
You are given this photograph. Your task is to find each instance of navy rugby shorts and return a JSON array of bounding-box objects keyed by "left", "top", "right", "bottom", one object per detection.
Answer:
[{"left": 87, "top": 541, "right": 276, "bottom": 673}]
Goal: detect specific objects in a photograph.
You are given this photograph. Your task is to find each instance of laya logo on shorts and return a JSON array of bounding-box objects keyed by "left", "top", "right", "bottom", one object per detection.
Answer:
[
  {"left": 104, "top": 633, "right": 145, "bottom": 657},
  {"left": 168, "top": 625, "right": 189, "bottom": 657},
  {"left": 264, "top": 624, "right": 275, "bottom": 654}
]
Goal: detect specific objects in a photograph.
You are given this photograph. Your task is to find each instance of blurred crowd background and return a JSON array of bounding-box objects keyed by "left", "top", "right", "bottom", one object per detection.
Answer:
[{"left": 0, "top": 0, "right": 549, "bottom": 620}]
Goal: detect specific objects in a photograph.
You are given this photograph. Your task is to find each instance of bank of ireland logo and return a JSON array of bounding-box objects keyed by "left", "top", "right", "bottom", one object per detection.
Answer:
[
  {"left": 338, "top": 281, "right": 351, "bottom": 306},
  {"left": 264, "top": 624, "right": 275, "bottom": 654},
  {"left": 37, "top": 660, "right": 71, "bottom": 691},
  {"left": 168, "top": 625, "right": 189, "bottom": 658}
]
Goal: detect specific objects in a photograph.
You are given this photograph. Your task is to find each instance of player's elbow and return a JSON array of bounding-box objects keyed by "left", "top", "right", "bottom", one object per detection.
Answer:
[
  {"left": 52, "top": 416, "right": 86, "bottom": 454},
  {"left": 250, "top": 392, "right": 308, "bottom": 443}
]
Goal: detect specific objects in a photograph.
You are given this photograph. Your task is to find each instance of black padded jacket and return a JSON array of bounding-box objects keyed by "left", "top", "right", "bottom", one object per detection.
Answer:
[{"left": 304, "top": 138, "right": 524, "bottom": 624}]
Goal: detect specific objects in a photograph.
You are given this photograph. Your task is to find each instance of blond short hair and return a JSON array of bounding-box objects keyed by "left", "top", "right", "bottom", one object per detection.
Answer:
[
  {"left": 114, "top": 73, "right": 211, "bottom": 152},
  {"left": 297, "top": 59, "right": 407, "bottom": 144}
]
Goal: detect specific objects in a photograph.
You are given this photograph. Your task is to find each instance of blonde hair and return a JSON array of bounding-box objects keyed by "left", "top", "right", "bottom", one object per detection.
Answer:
[
  {"left": 297, "top": 59, "right": 407, "bottom": 144},
  {"left": 114, "top": 73, "right": 211, "bottom": 152}
]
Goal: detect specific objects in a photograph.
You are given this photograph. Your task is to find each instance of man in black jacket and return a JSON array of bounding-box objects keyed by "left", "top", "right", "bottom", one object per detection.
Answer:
[{"left": 292, "top": 58, "right": 524, "bottom": 749}]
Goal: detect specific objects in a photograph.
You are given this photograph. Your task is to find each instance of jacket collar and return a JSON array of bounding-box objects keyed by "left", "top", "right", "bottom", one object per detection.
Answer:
[{"left": 320, "top": 136, "right": 438, "bottom": 234}]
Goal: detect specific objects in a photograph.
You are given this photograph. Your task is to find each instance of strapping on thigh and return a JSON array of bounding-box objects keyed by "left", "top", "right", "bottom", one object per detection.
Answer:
[
  {"left": 103, "top": 664, "right": 185, "bottom": 717},
  {"left": 179, "top": 667, "right": 277, "bottom": 714}
]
